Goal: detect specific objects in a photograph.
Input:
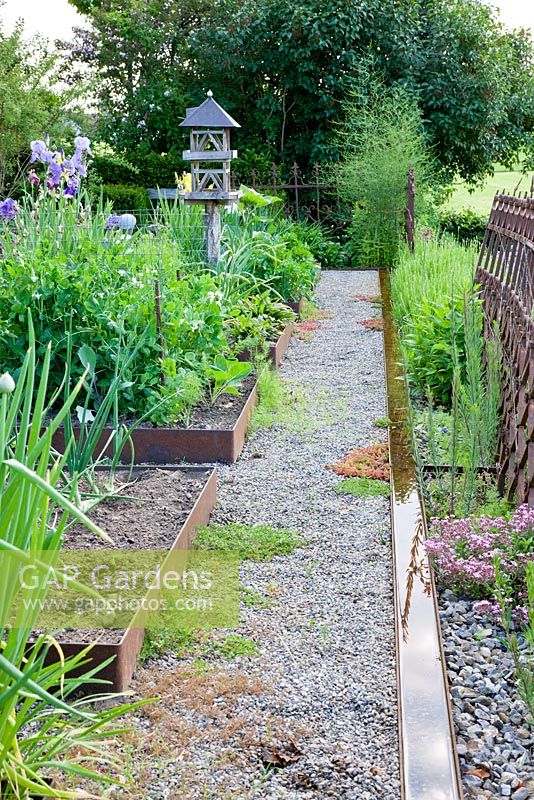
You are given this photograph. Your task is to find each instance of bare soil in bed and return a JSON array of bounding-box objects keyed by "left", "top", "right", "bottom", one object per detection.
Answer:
[
  {"left": 50, "top": 468, "right": 210, "bottom": 646},
  {"left": 136, "top": 374, "right": 257, "bottom": 430},
  {"left": 65, "top": 468, "right": 209, "bottom": 550}
]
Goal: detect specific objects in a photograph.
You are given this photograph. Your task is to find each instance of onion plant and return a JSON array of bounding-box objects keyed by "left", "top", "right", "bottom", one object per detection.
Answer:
[{"left": 0, "top": 321, "right": 144, "bottom": 799}]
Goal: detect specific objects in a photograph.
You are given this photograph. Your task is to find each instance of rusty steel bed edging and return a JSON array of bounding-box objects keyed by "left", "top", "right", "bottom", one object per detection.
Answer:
[
  {"left": 52, "top": 382, "right": 258, "bottom": 465},
  {"left": 380, "top": 269, "right": 464, "bottom": 800},
  {"left": 237, "top": 323, "right": 294, "bottom": 368},
  {"left": 42, "top": 465, "right": 217, "bottom": 693}
]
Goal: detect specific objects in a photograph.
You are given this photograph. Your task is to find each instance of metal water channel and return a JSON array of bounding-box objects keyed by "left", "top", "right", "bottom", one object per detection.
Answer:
[{"left": 380, "top": 270, "right": 464, "bottom": 800}]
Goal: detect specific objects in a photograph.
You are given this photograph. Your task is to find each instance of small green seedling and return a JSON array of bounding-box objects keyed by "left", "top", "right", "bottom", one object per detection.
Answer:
[
  {"left": 241, "top": 586, "right": 273, "bottom": 609},
  {"left": 211, "top": 633, "right": 259, "bottom": 660}
]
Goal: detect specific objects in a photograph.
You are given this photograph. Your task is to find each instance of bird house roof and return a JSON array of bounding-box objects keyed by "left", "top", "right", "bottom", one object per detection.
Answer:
[{"left": 180, "top": 93, "right": 241, "bottom": 129}]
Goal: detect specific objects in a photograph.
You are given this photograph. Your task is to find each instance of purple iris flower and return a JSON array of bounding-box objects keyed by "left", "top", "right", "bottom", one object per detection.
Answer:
[
  {"left": 61, "top": 159, "right": 75, "bottom": 176},
  {"left": 63, "top": 176, "right": 79, "bottom": 197},
  {"left": 105, "top": 214, "right": 121, "bottom": 230},
  {"left": 47, "top": 160, "right": 62, "bottom": 187},
  {"left": 30, "top": 140, "right": 53, "bottom": 164},
  {"left": 0, "top": 198, "right": 19, "bottom": 220},
  {"left": 27, "top": 170, "right": 41, "bottom": 188},
  {"left": 74, "top": 136, "right": 91, "bottom": 154}
]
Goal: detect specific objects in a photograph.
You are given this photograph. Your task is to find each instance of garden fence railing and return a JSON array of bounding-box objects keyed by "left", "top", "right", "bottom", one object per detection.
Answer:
[
  {"left": 476, "top": 191, "right": 534, "bottom": 504},
  {"left": 150, "top": 163, "right": 347, "bottom": 228}
]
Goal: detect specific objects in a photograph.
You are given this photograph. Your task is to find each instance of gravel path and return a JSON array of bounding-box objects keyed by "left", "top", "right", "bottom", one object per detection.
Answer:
[{"left": 131, "top": 271, "right": 400, "bottom": 800}]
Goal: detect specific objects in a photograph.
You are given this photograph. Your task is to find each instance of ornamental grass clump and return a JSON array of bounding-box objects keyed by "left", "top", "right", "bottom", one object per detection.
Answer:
[{"left": 426, "top": 505, "right": 534, "bottom": 623}]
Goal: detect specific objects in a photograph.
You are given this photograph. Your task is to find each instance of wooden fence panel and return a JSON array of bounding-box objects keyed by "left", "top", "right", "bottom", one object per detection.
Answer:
[{"left": 476, "top": 193, "right": 534, "bottom": 505}]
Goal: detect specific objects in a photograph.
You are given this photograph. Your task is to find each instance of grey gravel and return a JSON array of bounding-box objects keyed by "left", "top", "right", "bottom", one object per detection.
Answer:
[
  {"left": 440, "top": 590, "right": 534, "bottom": 798},
  {"left": 129, "top": 271, "right": 400, "bottom": 799}
]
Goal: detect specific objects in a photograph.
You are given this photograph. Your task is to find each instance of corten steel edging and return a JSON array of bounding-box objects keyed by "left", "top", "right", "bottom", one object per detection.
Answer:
[
  {"left": 52, "top": 382, "right": 258, "bottom": 465},
  {"left": 270, "top": 323, "right": 294, "bottom": 367},
  {"left": 42, "top": 466, "right": 217, "bottom": 693},
  {"left": 380, "top": 270, "right": 464, "bottom": 800},
  {"left": 286, "top": 298, "right": 305, "bottom": 315},
  {"left": 237, "top": 324, "right": 294, "bottom": 368}
]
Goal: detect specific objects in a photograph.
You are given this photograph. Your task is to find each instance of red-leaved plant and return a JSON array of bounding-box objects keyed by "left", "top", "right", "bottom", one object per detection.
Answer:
[{"left": 327, "top": 443, "right": 390, "bottom": 481}]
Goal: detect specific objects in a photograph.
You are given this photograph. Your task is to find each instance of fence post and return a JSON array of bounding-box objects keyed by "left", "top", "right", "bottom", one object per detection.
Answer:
[
  {"left": 405, "top": 167, "right": 415, "bottom": 253},
  {"left": 313, "top": 163, "right": 321, "bottom": 224},
  {"left": 291, "top": 162, "right": 300, "bottom": 220}
]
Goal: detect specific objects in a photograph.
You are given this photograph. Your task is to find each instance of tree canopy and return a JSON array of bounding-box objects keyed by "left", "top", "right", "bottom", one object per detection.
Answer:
[
  {"left": 67, "top": 0, "right": 534, "bottom": 183},
  {"left": 0, "top": 24, "right": 77, "bottom": 194}
]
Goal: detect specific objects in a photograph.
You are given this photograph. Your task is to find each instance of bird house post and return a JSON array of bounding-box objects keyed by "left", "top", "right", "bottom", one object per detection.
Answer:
[{"left": 179, "top": 91, "right": 241, "bottom": 264}]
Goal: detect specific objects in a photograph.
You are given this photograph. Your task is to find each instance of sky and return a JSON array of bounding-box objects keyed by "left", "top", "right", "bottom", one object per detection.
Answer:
[{"left": 0, "top": 0, "right": 533, "bottom": 41}]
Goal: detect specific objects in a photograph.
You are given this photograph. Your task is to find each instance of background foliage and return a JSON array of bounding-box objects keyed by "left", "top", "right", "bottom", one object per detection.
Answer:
[{"left": 66, "top": 0, "right": 534, "bottom": 184}]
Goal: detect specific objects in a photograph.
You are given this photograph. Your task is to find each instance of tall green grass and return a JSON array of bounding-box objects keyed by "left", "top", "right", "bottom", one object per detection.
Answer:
[
  {"left": 391, "top": 236, "right": 478, "bottom": 329},
  {"left": 392, "top": 236, "right": 502, "bottom": 517}
]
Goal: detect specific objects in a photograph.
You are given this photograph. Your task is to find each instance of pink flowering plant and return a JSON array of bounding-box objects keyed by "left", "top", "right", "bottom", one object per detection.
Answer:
[{"left": 426, "top": 504, "right": 533, "bottom": 624}]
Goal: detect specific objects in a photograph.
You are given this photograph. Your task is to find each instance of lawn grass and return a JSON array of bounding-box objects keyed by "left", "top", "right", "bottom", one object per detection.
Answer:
[{"left": 445, "top": 164, "right": 530, "bottom": 216}]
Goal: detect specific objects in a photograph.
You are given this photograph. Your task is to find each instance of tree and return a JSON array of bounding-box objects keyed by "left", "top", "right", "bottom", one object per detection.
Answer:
[
  {"left": 65, "top": 0, "right": 217, "bottom": 154},
  {"left": 195, "top": 0, "right": 534, "bottom": 181},
  {"left": 408, "top": 0, "right": 534, "bottom": 182},
  {"left": 193, "top": 0, "right": 419, "bottom": 167},
  {"left": 68, "top": 0, "right": 534, "bottom": 183}
]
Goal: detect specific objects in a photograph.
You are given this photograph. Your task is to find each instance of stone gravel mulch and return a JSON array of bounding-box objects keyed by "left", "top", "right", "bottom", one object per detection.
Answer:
[
  {"left": 440, "top": 592, "right": 533, "bottom": 799},
  {"left": 127, "top": 270, "right": 400, "bottom": 799}
]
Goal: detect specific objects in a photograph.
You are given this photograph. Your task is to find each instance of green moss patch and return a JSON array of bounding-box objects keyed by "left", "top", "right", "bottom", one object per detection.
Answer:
[
  {"left": 194, "top": 522, "right": 304, "bottom": 561},
  {"left": 334, "top": 477, "right": 390, "bottom": 497}
]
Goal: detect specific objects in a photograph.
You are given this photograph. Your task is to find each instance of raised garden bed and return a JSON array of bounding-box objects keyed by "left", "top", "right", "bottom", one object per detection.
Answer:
[
  {"left": 42, "top": 465, "right": 217, "bottom": 692},
  {"left": 52, "top": 377, "right": 258, "bottom": 464},
  {"left": 236, "top": 323, "right": 294, "bottom": 368}
]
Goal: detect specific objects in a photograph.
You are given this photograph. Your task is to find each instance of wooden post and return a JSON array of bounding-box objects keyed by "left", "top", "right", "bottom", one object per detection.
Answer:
[
  {"left": 405, "top": 167, "right": 415, "bottom": 254},
  {"left": 205, "top": 202, "right": 221, "bottom": 264}
]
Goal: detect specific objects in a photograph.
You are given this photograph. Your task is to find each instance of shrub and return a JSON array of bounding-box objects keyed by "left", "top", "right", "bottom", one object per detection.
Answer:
[
  {"left": 439, "top": 208, "right": 488, "bottom": 244},
  {"left": 100, "top": 183, "right": 150, "bottom": 212},
  {"left": 233, "top": 146, "right": 277, "bottom": 184},
  {"left": 292, "top": 220, "right": 343, "bottom": 269},
  {"left": 91, "top": 153, "right": 140, "bottom": 185},
  {"left": 130, "top": 150, "right": 185, "bottom": 187},
  {"left": 259, "top": 224, "right": 318, "bottom": 300}
]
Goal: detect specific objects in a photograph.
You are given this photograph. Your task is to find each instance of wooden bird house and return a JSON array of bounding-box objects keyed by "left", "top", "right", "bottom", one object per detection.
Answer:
[
  {"left": 179, "top": 92, "right": 241, "bottom": 262},
  {"left": 180, "top": 91, "right": 241, "bottom": 203}
]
